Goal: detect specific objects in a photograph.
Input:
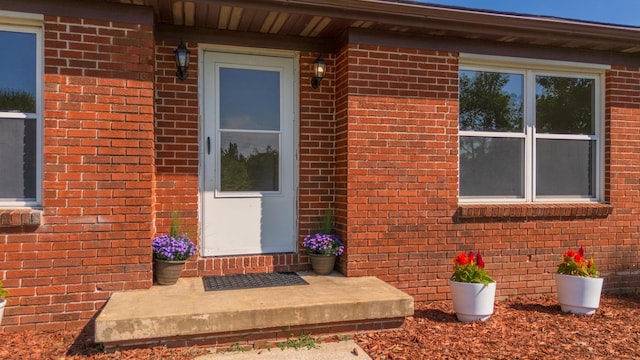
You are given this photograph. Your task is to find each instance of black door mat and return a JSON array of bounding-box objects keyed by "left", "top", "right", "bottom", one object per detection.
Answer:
[{"left": 202, "top": 272, "right": 308, "bottom": 291}]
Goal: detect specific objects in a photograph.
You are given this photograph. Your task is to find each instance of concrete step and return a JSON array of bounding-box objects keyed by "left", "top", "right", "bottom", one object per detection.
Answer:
[{"left": 94, "top": 271, "right": 413, "bottom": 348}]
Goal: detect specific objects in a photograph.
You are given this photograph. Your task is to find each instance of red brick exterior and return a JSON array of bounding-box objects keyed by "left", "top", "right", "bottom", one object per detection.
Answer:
[
  {"left": 335, "top": 45, "right": 461, "bottom": 300},
  {"left": 335, "top": 45, "right": 640, "bottom": 303},
  {"left": 153, "top": 41, "right": 200, "bottom": 277},
  {"left": 0, "top": 12, "right": 155, "bottom": 332},
  {"left": 1, "top": 4, "right": 639, "bottom": 333}
]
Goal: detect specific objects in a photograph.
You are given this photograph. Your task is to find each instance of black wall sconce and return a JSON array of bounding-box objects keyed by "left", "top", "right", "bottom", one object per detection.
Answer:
[
  {"left": 174, "top": 41, "right": 190, "bottom": 80},
  {"left": 311, "top": 56, "right": 326, "bottom": 89}
]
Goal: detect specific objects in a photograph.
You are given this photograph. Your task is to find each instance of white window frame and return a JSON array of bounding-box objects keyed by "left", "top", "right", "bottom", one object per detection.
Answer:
[
  {"left": 0, "top": 11, "right": 43, "bottom": 207},
  {"left": 458, "top": 54, "right": 608, "bottom": 204}
]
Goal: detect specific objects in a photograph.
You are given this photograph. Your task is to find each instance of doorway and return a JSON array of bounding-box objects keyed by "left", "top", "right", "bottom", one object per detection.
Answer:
[{"left": 201, "top": 50, "right": 297, "bottom": 256}]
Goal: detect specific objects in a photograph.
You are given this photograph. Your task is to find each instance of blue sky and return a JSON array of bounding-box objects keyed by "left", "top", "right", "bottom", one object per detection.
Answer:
[{"left": 420, "top": 0, "right": 640, "bottom": 27}]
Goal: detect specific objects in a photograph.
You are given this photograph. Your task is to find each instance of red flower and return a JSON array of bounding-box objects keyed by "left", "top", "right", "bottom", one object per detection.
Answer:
[
  {"left": 574, "top": 253, "right": 584, "bottom": 264},
  {"left": 451, "top": 249, "right": 494, "bottom": 284},
  {"left": 455, "top": 252, "right": 469, "bottom": 265},
  {"left": 476, "top": 251, "right": 485, "bottom": 268},
  {"left": 557, "top": 247, "right": 598, "bottom": 278}
]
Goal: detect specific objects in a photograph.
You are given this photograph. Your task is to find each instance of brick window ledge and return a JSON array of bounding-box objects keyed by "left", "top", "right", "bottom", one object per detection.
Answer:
[
  {"left": 456, "top": 203, "right": 613, "bottom": 220},
  {"left": 0, "top": 209, "right": 42, "bottom": 227}
]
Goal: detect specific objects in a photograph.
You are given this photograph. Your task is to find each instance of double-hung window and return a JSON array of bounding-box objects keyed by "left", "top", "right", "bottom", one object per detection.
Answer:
[
  {"left": 0, "top": 14, "right": 42, "bottom": 207},
  {"left": 458, "top": 55, "right": 605, "bottom": 203}
]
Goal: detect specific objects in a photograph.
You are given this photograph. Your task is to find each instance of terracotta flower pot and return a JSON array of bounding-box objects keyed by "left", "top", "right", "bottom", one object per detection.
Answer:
[
  {"left": 555, "top": 273, "right": 603, "bottom": 314},
  {"left": 450, "top": 280, "right": 497, "bottom": 322},
  {"left": 308, "top": 253, "right": 336, "bottom": 275},
  {"left": 153, "top": 259, "right": 186, "bottom": 285}
]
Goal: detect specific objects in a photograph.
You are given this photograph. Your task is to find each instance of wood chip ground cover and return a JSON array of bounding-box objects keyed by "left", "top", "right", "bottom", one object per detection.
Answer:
[{"left": 0, "top": 293, "right": 638, "bottom": 359}]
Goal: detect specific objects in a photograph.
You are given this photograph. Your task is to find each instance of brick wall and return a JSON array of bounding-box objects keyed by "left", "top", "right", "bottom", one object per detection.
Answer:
[
  {"left": 339, "top": 44, "right": 640, "bottom": 302},
  {"left": 337, "top": 44, "right": 460, "bottom": 298},
  {"left": 334, "top": 45, "right": 350, "bottom": 273},
  {"left": 0, "top": 12, "right": 155, "bottom": 331},
  {"left": 604, "top": 65, "right": 640, "bottom": 291},
  {"left": 154, "top": 41, "right": 200, "bottom": 277},
  {"left": 298, "top": 52, "right": 338, "bottom": 266}
]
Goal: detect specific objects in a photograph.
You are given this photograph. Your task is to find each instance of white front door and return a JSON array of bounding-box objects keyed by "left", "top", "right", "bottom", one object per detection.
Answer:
[{"left": 202, "top": 51, "right": 297, "bottom": 256}]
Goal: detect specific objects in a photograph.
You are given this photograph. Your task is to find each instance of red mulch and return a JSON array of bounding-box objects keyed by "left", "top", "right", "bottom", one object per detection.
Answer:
[
  {"left": 1, "top": 293, "right": 639, "bottom": 359},
  {"left": 355, "top": 293, "right": 640, "bottom": 360}
]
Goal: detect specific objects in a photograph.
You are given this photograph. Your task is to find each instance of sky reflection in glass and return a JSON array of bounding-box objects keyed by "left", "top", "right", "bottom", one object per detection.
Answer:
[
  {"left": 0, "top": 30, "right": 36, "bottom": 113},
  {"left": 219, "top": 67, "right": 280, "bottom": 131}
]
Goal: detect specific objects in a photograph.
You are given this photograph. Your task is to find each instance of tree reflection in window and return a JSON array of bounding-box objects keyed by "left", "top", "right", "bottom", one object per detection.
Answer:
[
  {"left": 536, "top": 76, "right": 594, "bottom": 135},
  {"left": 0, "top": 89, "right": 36, "bottom": 113},
  {"left": 0, "top": 89, "right": 38, "bottom": 198},
  {"left": 220, "top": 142, "right": 279, "bottom": 192},
  {"left": 459, "top": 70, "right": 525, "bottom": 197},
  {"left": 459, "top": 70, "right": 523, "bottom": 132}
]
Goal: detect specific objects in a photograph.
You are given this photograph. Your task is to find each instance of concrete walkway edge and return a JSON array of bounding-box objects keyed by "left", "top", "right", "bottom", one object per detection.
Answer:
[{"left": 195, "top": 340, "right": 372, "bottom": 360}]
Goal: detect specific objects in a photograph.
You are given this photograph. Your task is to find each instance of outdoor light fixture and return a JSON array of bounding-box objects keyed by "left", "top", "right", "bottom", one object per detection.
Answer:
[
  {"left": 311, "top": 56, "right": 326, "bottom": 89},
  {"left": 174, "top": 41, "right": 190, "bottom": 80}
]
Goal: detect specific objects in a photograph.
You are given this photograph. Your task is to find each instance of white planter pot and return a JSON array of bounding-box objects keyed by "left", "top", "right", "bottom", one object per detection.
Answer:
[
  {"left": 450, "top": 280, "right": 496, "bottom": 322},
  {"left": 555, "top": 273, "right": 603, "bottom": 315},
  {"left": 0, "top": 299, "right": 5, "bottom": 325}
]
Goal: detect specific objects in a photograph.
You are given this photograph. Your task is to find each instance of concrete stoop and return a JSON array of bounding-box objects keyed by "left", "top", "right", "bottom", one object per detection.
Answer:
[{"left": 94, "top": 272, "right": 414, "bottom": 349}]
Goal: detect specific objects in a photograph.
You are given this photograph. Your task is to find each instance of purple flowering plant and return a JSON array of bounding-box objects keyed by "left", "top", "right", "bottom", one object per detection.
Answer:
[
  {"left": 303, "top": 233, "right": 344, "bottom": 256},
  {"left": 152, "top": 211, "right": 197, "bottom": 261},
  {"left": 302, "top": 209, "right": 343, "bottom": 256},
  {"left": 152, "top": 234, "right": 196, "bottom": 261}
]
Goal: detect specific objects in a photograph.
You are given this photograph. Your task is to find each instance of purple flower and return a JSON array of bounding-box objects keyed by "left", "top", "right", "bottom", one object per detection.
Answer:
[
  {"left": 152, "top": 234, "right": 197, "bottom": 261},
  {"left": 303, "top": 233, "right": 344, "bottom": 256}
]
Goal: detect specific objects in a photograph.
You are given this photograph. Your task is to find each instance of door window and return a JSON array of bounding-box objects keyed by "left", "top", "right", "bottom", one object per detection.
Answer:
[{"left": 218, "top": 67, "right": 281, "bottom": 192}]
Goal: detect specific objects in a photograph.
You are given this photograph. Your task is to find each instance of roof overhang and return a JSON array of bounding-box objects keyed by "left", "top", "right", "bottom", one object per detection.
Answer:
[
  {"left": 3, "top": 0, "right": 624, "bottom": 64},
  {"left": 114, "top": 0, "right": 640, "bottom": 54}
]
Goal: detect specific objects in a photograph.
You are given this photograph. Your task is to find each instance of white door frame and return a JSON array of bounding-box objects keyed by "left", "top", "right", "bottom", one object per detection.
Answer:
[{"left": 198, "top": 45, "right": 299, "bottom": 257}]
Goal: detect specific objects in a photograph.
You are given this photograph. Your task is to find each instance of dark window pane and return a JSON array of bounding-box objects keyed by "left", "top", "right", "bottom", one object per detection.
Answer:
[
  {"left": 536, "top": 76, "right": 595, "bottom": 135},
  {"left": 459, "top": 70, "right": 523, "bottom": 132},
  {"left": 0, "top": 118, "right": 36, "bottom": 199},
  {"left": 0, "top": 30, "right": 36, "bottom": 113},
  {"left": 460, "top": 136, "right": 524, "bottom": 197},
  {"left": 537, "top": 139, "right": 595, "bottom": 196},
  {"left": 220, "top": 132, "right": 279, "bottom": 192},
  {"left": 219, "top": 68, "right": 280, "bottom": 131}
]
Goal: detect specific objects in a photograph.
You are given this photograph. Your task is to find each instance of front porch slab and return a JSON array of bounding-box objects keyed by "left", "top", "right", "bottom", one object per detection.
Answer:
[{"left": 94, "top": 272, "right": 414, "bottom": 347}]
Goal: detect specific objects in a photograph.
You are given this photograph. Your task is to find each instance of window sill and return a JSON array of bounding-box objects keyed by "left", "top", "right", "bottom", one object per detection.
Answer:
[
  {"left": 0, "top": 208, "right": 42, "bottom": 227},
  {"left": 456, "top": 203, "right": 613, "bottom": 220}
]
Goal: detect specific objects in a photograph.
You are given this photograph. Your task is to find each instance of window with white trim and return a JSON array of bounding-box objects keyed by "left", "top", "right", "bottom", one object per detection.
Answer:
[
  {"left": 458, "top": 56, "right": 605, "bottom": 203},
  {"left": 0, "top": 17, "right": 42, "bottom": 207}
]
